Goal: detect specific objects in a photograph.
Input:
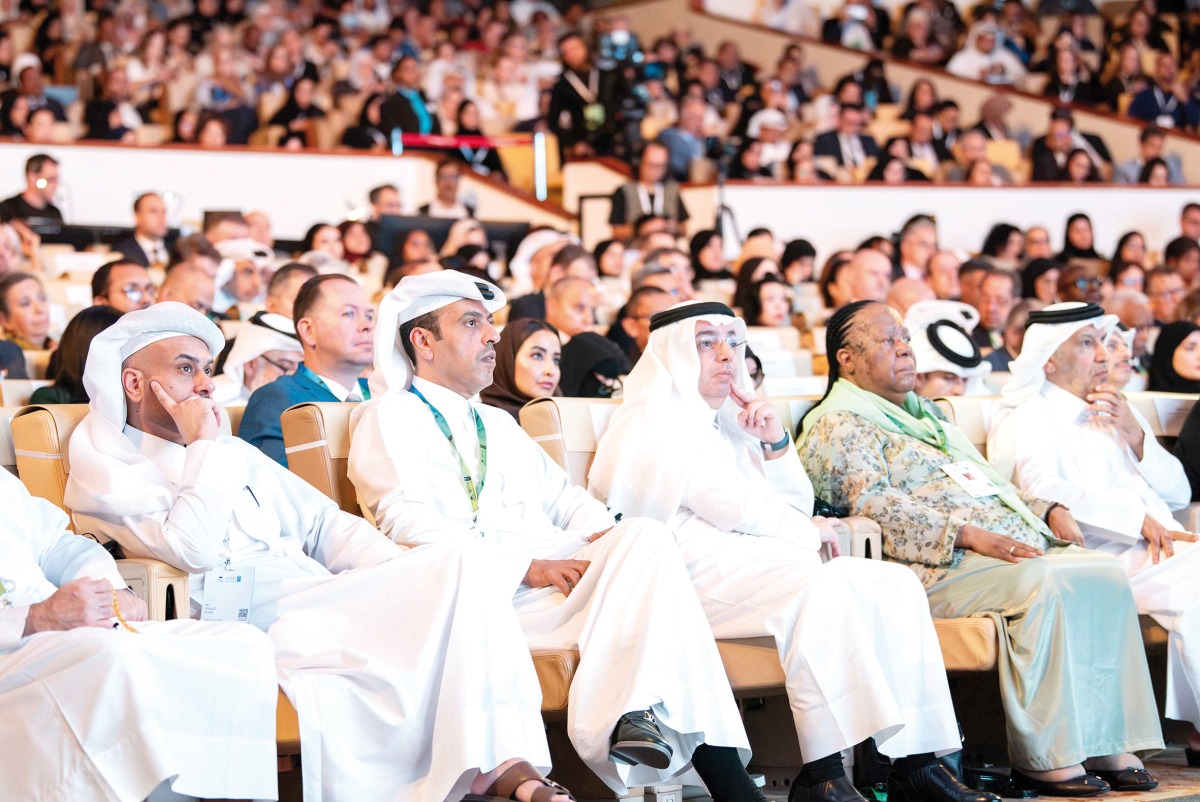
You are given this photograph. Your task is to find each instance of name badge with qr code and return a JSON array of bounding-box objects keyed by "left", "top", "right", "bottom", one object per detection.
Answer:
[
  {"left": 201, "top": 568, "right": 255, "bottom": 622},
  {"left": 941, "top": 461, "right": 1000, "bottom": 498}
]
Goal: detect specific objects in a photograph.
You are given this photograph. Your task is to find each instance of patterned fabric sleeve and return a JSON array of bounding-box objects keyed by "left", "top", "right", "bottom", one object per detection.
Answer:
[{"left": 801, "top": 411, "right": 966, "bottom": 582}]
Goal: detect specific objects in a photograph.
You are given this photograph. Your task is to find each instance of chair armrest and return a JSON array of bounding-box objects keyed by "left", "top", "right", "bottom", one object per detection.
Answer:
[
  {"left": 1173, "top": 503, "right": 1200, "bottom": 533},
  {"left": 843, "top": 516, "right": 882, "bottom": 560},
  {"left": 117, "top": 558, "right": 190, "bottom": 621}
]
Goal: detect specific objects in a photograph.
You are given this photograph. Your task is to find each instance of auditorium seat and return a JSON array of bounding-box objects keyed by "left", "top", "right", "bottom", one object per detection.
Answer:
[
  {"left": 8, "top": 402, "right": 303, "bottom": 766},
  {"left": 0, "top": 405, "right": 20, "bottom": 476},
  {"left": 23, "top": 350, "right": 51, "bottom": 380},
  {"left": 0, "top": 379, "right": 51, "bottom": 407}
]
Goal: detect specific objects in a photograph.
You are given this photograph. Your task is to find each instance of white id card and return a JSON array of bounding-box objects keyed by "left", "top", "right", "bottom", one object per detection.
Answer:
[
  {"left": 201, "top": 568, "right": 255, "bottom": 622},
  {"left": 941, "top": 461, "right": 1000, "bottom": 498}
]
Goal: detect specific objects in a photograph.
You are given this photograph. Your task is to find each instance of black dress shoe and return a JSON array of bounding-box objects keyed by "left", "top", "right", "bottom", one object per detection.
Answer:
[
  {"left": 1007, "top": 768, "right": 1110, "bottom": 797},
  {"left": 788, "top": 775, "right": 867, "bottom": 802},
  {"left": 1088, "top": 767, "right": 1158, "bottom": 791},
  {"left": 888, "top": 760, "right": 1001, "bottom": 802},
  {"left": 610, "top": 711, "right": 672, "bottom": 769},
  {"left": 1187, "top": 747, "right": 1200, "bottom": 768}
]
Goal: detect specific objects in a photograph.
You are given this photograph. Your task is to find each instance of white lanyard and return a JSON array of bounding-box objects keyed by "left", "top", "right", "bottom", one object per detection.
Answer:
[
  {"left": 637, "top": 183, "right": 664, "bottom": 216},
  {"left": 1154, "top": 87, "right": 1179, "bottom": 114},
  {"left": 564, "top": 68, "right": 598, "bottom": 104}
]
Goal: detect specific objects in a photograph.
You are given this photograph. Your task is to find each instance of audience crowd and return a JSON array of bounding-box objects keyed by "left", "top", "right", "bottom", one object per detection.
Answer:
[
  {"left": 0, "top": 0, "right": 1198, "bottom": 187},
  {"left": 8, "top": 2, "right": 1200, "bottom": 802}
]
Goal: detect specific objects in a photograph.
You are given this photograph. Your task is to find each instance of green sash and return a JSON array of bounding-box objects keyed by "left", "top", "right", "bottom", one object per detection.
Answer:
[{"left": 800, "top": 379, "right": 1050, "bottom": 536}]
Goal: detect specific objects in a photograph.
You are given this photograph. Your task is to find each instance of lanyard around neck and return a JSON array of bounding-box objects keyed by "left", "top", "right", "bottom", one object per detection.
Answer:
[{"left": 411, "top": 385, "right": 488, "bottom": 518}]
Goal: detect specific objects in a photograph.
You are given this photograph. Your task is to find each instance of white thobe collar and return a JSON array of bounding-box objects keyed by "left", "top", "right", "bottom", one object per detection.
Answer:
[
  {"left": 411, "top": 376, "right": 481, "bottom": 471},
  {"left": 1041, "top": 381, "right": 1105, "bottom": 430},
  {"left": 124, "top": 425, "right": 186, "bottom": 485}
]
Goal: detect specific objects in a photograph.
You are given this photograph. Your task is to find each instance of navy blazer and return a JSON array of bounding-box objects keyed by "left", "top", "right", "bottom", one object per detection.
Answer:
[{"left": 238, "top": 364, "right": 340, "bottom": 466}]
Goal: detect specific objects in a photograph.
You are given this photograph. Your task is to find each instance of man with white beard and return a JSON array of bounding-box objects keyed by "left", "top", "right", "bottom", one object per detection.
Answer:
[
  {"left": 590, "top": 301, "right": 994, "bottom": 802},
  {"left": 989, "top": 301, "right": 1200, "bottom": 773}
]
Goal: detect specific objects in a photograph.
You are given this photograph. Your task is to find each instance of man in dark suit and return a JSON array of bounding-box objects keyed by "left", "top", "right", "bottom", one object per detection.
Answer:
[
  {"left": 0, "top": 339, "right": 28, "bottom": 379},
  {"left": 379, "top": 55, "right": 440, "bottom": 140},
  {"left": 1029, "top": 108, "right": 1111, "bottom": 182},
  {"left": 239, "top": 275, "right": 375, "bottom": 465},
  {"left": 112, "top": 192, "right": 173, "bottom": 268},
  {"left": 813, "top": 103, "right": 879, "bottom": 168},
  {"left": 1128, "top": 53, "right": 1199, "bottom": 130},
  {"left": 547, "top": 31, "right": 624, "bottom": 158},
  {"left": 884, "top": 112, "right": 953, "bottom": 174}
]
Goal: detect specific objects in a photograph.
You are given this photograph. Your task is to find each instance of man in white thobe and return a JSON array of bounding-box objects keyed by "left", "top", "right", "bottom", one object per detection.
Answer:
[
  {"left": 988, "top": 300, "right": 1200, "bottom": 765},
  {"left": 348, "top": 272, "right": 759, "bottom": 798},
  {"left": 64, "top": 302, "right": 567, "bottom": 802},
  {"left": 211, "top": 311, "right": 302, "bottom": 404},
  {"left": 0, "top": 466, "right": 278, "bottom": 802},
  {"left": 589, "top": 301, "right": 995, "bottom": 802}
]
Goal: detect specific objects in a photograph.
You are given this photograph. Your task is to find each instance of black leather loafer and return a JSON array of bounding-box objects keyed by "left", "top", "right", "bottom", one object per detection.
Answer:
[
  {"left": 1008, "top": 768, "right": 1110, "bottom": 797},
  {"left": 888, "top": 760, "right": 1001, "bottom": 802},
  {"left": 1186, "top": 747, "right": 1200, "bottom": 768},
  {"left": 1088, "top": 767, "right": 1158, "bottom": 792},
  {"left": 609, "top": 711, "right": 672, "bottom": 769},
  {"left": 788, "top": 775, "right": 867, "bottom": 802}
]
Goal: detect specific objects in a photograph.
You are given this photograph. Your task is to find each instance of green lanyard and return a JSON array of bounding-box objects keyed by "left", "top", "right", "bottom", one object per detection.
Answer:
[{"left": 411, "top": 385, "right": 488, "bottom": 520}]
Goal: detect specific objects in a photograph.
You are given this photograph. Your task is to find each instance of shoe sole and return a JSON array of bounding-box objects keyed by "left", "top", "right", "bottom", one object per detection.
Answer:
[{"left": 611, "top": 741, "right": 673, "bottom": 770}]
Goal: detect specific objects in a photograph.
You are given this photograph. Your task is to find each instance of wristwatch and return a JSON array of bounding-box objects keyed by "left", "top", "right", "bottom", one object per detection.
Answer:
[{"left": 763, "top": 432, "right": 791, "bottom": 453}]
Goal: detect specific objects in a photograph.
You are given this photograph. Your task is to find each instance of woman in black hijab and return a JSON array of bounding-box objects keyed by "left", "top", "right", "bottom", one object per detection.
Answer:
[
  {"left": 558, "top": 333, "right": 632, "bottom": 398},
  {"left": 690, "top": 230, "right": 734, "bottom": 282},
  {"left": 732, "top": 256, "right": 781, "bottom": 314},
  {"left": 454, "top": 99, "right": 507, "bottom": 181},
  {"left": 480, "top": 319, "right": 561, "bottom": 418},
  {"left": 1149, "top": 321, "right": 1200, "bottom": 393},
  {"left": 341, "top": 92, "right": 388, "bottom": 150},
  {"left": 84, "top": 100, "right": 133, "bottom": 141},
  {"left": 1055, "top": 213, "right": 1103, "bottom": 262},
  {"left": 1021, "top": 258, "right": 1062, "bottom": 303},
  {"left": 268, "top": 77, "right": 327, "bottom": 148}
]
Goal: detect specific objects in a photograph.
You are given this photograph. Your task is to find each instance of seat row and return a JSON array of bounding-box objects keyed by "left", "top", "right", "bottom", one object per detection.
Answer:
[{"left": 4, "top": 392, "right": 1193, "bottom": 791}]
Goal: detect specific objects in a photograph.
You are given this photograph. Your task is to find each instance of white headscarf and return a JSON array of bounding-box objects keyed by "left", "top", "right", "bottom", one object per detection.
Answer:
[
  {"left": 589, "top": 301, "right": 761, "bottom": 522},
  {"left": 905, "top": 300, "right": 992, "bottom": 394},
  {"left": 67, "top": 303, "right": 226, "bottom": 517},
  {"left": 989, "top": 301, "right": 1117, "bottom": 477},
  {"left": 506, "top": 229, "right": 573, "bottom": 297},
  {"left": 368, "top": 269, "right": 506, "bottom": 397},
  {"left": 213, "top": 313, "right": 302, "bottom": 404},
  {"left": 214, "top": 237, "right": 275, "bottom": 290},
  {"left": 997, "top": 302, "right": 1118, "bottom": 415}
]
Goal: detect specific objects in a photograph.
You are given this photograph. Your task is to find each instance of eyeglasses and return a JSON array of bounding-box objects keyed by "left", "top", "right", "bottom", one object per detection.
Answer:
[
  {"left": 1149, "top": 287, "right": 1186, "bottom": 299},
  {"left": 120, "top": 284, "right": 157, "bottom": 303},
  {"left": 261, "top": 355, "right": 300, "bottom": 374},
  {"left": 1072, "top": 277, "right": 1102, "bottom": 290},
  {"left": 696, "top": 336, "right": 746, "bottom": 352}
]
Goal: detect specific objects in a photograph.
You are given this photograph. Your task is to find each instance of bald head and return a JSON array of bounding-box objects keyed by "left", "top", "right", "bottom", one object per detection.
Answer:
[
  {"left": 122, "top": 335, "right": 217, "bottom": 445},
  {"left": 158, "top": 267, "right": 215, "bottom": 317},
  {"left": 842, "top": 248, "right": 893, "bottom": 304},
  {"left": 887, "top": 277, "right": 935, "bottom": 316},
  {"left": 546, "top": 276, "right": 596, "bottom": 338}
]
